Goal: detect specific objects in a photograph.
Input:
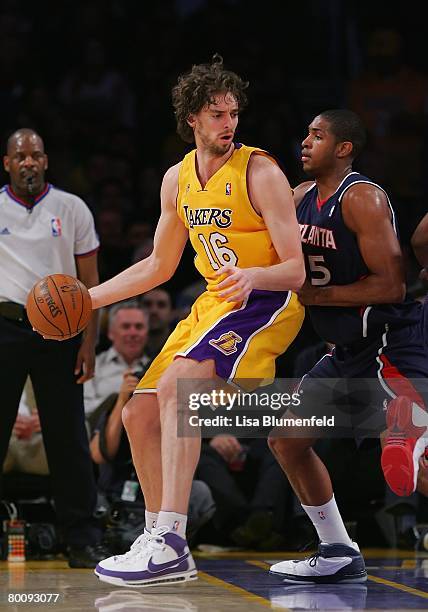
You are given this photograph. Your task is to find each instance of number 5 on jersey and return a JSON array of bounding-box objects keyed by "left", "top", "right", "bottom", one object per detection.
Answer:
[
  {"left": 198, "top": 232, "right": 238, "bottom": 270},
  {"left": 308, "top": 255, "right": 331, "bottom": 286}
]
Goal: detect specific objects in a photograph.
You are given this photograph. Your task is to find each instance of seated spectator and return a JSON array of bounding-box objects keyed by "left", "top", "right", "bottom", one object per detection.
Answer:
[
  {"left": 90, "top": 370, "right": 215, "bottom": 551},
  {"left": 3, "top": 377, "right": 48, "bottom": 477},
  {"left": 84, "top": 301, "right": 151, "bottom": 428},
  {"left": 139, "top": 288, "right": 174, "bottom": 359},
  {"left": 197, "top": 436, "right": 293, "bottom": 550}
]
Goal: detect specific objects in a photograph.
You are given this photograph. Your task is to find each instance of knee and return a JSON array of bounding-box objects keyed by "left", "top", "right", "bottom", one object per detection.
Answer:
[
  {"left": 268, "top": 435, "right": 312, "bottom": 462},
  {"left": 122, "top": 398, "right": 159, "bottom": 436},
  {"left": 157, "top": 374, "right": 176, "bottom": 409}
]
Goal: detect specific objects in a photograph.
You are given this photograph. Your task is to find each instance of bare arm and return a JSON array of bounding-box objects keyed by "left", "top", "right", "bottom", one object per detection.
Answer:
[
  {"left": 217, "top": 155, "right": 305, "bottom": 300},
  {"left": 293, "top": 181, "right": 315, "bottom": 209},
  {"left": 411, "top": 213, "right": 428, "bottom": 268},
  {"left": 300, "top": 184, "right": 406, "bottom": 307},
  {"left": 90, "top": 164, "right": 188, "bottom": 309},
  {"left": 90, "top": 372, "right": 138, "bottom": 464},
  {"left": 75, "top": 252, "right": 99, "bottom": 382}
]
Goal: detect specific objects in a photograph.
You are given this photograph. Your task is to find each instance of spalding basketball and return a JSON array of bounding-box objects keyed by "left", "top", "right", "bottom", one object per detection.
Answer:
[{"left": 26, "top": 274, "right": 92, "bottom": 339}]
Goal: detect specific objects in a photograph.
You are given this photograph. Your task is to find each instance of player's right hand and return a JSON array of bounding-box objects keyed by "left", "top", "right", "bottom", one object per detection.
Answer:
[{"left": 118, "top": 370, "right": 139, "bottom": 402}]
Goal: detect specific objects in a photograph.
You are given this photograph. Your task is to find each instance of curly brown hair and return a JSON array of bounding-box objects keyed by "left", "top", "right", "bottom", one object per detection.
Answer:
[{"left": 172, "top": 54, "right": 249, "bottom": 143}]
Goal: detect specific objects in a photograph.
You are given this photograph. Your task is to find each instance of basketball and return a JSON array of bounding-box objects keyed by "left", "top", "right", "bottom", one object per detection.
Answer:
[{"left": 26, "top": 274, "right": 92, "bottom": 339}]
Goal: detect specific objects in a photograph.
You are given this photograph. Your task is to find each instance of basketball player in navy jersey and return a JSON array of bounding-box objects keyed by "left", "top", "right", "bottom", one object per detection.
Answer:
[
  {"left": 269, "top": 109, "right": 428, "bottom": 584},
  {"left": 412, "top": 213, "right": 428, "bottom": 286}
]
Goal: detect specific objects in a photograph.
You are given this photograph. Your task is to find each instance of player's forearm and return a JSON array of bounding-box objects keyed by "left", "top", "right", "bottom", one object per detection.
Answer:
[
  {"left": 89, "top": 256, "right": 170, "bottom": 309},
  {"left": 252, "top": 259, "right": 305, "bottom": 292},
  {"left": 83, "top": 310, "right": 99, "bottom": 345},
  {"left": 312, "top": 276, "right": 405, "bottom": 306}
]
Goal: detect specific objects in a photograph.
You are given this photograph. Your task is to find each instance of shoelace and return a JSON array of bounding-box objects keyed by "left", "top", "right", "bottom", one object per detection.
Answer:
[
  {"left": 116, "top": 532, "right": 165, "bottom": 563},
  {"left": 115, "top": 532, "right": 151, "bottom": 562}
]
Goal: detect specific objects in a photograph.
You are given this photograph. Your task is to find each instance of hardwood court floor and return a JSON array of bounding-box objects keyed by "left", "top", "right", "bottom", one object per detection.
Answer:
[{"left": 1, "top": 549, "right": 428, "bottom": 611}]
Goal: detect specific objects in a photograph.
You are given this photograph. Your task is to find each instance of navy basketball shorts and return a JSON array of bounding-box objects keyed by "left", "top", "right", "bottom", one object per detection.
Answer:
[{"left": 293, "top": 323, "right": 428, "bottom": 439}]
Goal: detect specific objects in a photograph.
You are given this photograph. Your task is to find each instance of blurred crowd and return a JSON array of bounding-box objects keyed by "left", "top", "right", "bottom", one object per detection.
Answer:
[
  {"left": 2, "top": 0, "right": 428, "bottom": 557},
  {"left": 1, "top": 1, "right": 428, "bottom": 291}
]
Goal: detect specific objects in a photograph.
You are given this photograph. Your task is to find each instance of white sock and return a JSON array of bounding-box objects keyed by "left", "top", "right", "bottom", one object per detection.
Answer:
[
  {"left": 145, "top": 511, "right": 158, "bottom": 532},
  {"left": 301, "top": 495, "right": 353, "bottom": 546},
  {"left": 157, "top": 511, "right": 187, "bottom": 539}
]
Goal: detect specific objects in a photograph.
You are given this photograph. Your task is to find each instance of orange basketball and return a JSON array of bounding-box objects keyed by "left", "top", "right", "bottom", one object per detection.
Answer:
[{"left": 26, "top": 274, "right": 92, "bottom": 339}]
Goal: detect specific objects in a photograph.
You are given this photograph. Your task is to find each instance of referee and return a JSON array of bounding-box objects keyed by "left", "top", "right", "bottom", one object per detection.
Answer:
[{"left": 0, "top": 128, "right": 107, "bottom": 567}]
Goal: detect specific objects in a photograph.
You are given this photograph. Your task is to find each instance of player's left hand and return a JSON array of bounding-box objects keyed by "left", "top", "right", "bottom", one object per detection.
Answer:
[
  {"left": 297, "top": 280, "right": 320, "bottom": 305},
  {"left": 74, "top": 336, "right": 96, "bottom": 383},
  {"left": 216, "top": 265, "right": 257, "bottom": 303}
]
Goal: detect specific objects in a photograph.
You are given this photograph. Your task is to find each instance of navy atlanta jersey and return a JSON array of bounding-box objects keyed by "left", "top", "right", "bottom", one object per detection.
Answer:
[{"left": 297, "top": 172, "right": 420, "bottom": 346}]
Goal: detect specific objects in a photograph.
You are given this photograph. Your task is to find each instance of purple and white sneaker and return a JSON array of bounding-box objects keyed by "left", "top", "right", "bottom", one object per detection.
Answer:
[{"left": 94, "top": 527, "right": 197, "bottom": 587}]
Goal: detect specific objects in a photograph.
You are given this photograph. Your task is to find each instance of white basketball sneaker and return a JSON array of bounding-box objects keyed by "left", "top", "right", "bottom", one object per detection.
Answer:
[
  {"left": 269, "top": 584, "right": 368, "bottom": 610},
  {"left": 270, "top": 542, "right": 367, "bottom": 584},
  {"left": 94, "top": 589, "right": 198, "bottom": 611},
  {"left": 95, "top": 527, "right": 197, "bottom": 587}
]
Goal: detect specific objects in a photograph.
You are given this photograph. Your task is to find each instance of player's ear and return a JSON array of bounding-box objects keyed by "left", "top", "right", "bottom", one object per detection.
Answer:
[
  {"left": 44, "top": 154, "right": 48, "bottom": 171},
  {"left": 336, "top": 141, "right": 353, "bottom": 159},
  {"left": 187, "top": 114, "right": 196, "bottom": 129},
  {"left": 3, "top": 155, "right": 10, "bottom": 173}
]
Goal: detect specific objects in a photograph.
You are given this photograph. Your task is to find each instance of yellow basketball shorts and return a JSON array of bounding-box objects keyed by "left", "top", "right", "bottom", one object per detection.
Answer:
[{"left": 135, "top": 289, "right": 304, "bottom": 393}]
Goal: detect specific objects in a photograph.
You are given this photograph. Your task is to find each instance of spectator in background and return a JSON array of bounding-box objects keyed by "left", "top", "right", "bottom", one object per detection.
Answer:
[
  {"left": 84, "top": 301, "right": 151, "bottom": 428},
  {"left": 126, "top": 220, "right": 154, "bottom": 264},
  {"left": 59, "top": 38, "right": 136, "bottom": 129},
  {"left": 132, "top": 237, "right": 154, "bottom": 266},
  {"left": 348, "top": 27, "right": 428, "bottom": 139},
  {"left": 90, "top": 370, "right": 215, "bottom": 552},
  {"left": 3, "top": 377, "right": 48, "bottom": 477},
  {"left": 96, "top": 208, "right": 133, "bottom": 281},
  {"left": 175, "top": 278, "right": 206, "bottom": 321},
  {"left": 139, "top": 288, "right": 174, "bottom": 359},
  {"left": 197, "top": 436, "right": 292, "bottom": 550},
  {"left": 347, "top": 27, "right": 428, "bottom": 295},
  {"left": 0, "top": 128, "right": 106, "bottom": 568}
]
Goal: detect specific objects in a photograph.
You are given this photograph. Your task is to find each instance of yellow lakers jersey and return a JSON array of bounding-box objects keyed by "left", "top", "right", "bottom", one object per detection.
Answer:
[{"left": 177, "top": 144, "right": 280, "bottom": 293}]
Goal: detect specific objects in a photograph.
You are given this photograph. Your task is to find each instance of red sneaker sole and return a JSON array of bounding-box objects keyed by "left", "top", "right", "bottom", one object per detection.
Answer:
[{"left": 381, "top": 443, "right": 414, "bottom": 497}]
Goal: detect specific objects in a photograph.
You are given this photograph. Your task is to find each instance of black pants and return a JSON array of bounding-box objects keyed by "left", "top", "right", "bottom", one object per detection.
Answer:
[
  {"left": 0, "top": 315, "right": 100, "bottom": 547},
  {"left": 196, "top": 439, "right": 291, "bottom": 533}
]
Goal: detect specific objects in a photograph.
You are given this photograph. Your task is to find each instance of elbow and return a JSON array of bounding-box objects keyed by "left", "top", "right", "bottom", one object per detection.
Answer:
[
  {"left": 90, "top": 446, "right": 105, "bottom": 465},
  {"left": 290, "top": 266, "right": 306, "bottom": 293},
  {"left": 150, "top": 255, "right": 175, "bottom": 284},
  {"left": 89, "top": 434, "right": 106, "bottom": 464}
]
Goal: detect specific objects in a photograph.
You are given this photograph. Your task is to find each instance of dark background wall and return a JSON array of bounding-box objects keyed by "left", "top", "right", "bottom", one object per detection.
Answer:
[{"left": 1, "top": 0, "right": 426, "bottom": 297}]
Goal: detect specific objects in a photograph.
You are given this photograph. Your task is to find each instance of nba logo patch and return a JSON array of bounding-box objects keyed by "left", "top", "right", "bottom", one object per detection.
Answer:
[
  {"left": 225, "top": 182, "right": 232, "bottom": 196},
  {"left": 318, "top": 511, "right": 326, "bottom": 520},
  {"left": 51, "top": 218, "right": 62, "bottom": 237},
  {"left": 209, "top": 331, "right": 242, "bottom": 355}
]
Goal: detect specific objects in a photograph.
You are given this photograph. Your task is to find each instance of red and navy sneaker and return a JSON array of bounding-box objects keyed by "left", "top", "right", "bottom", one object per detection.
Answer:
[{"left": 381, "top": 396, "right": 427, "bottom": 497}]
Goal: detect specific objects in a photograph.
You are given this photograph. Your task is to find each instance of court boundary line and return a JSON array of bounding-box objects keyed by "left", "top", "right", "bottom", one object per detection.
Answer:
[
  {"left": 248, "top": 559, "right": 428, "bottom": 600},
  {"left": 367, "top": 574, "right": 428, "bottom": 599},
  {"left": 198, "top": 569, "right": 288, "bottom": 609}
]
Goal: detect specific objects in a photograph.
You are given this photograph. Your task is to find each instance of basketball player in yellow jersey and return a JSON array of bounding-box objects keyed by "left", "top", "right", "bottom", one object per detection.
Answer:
[{"left": 90, "top": 55, "right": 305, "bottom": 587}]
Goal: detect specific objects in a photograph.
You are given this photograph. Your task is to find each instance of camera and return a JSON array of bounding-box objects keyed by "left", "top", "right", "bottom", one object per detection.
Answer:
[{"left": 133, "top": 369, "right": 145, "bottom": 380}]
